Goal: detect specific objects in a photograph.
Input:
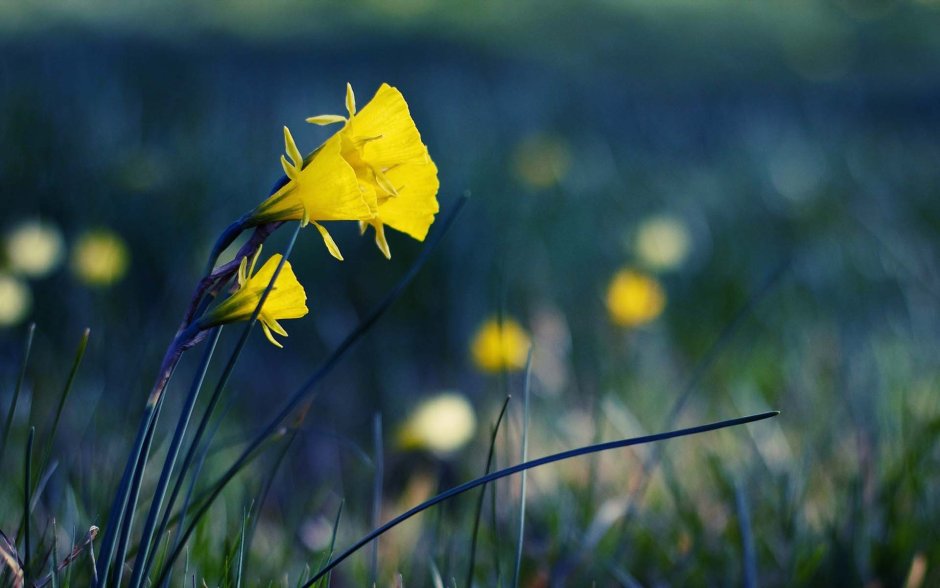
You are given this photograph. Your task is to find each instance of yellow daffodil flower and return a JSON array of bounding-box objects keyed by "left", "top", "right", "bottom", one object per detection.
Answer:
[
  {"left": 307, "top": 83, "right": 440, "bottom": 259},
  {"left": 200, "top": 249, "right": 308, "bottom": 348},
  {"left": 470, "top": 317, "right": 531, "bottom": 373},
  {"left": 606, "top": 268, "right": 666, "bottom": 328},
  {"left": 250, "top": 127, "right": 373, "bottom": 261}
]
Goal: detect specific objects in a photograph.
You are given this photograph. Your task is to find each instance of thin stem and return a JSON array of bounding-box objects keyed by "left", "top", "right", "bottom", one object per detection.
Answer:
[
  {"left": 466, "top": 395, "right": 511, "bottom": 587},
  {"left": 512, "top": 350, "right": 534, "bottom": 588},
  {"left": 23, "top": 426, "right": 35, "bottom": 583}
]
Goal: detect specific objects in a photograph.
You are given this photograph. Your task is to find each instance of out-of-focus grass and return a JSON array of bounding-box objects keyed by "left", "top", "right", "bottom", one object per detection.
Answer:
[{"left": 2, "top": 2, "right": 940, "bottom": 585}]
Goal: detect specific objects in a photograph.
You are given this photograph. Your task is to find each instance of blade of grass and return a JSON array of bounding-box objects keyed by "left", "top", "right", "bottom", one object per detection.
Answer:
[
  {"left": 128, "top": 326, "right": 222, "bottom": 588},
  {"left": 512, "top": 350, "right": 533, "bottom": 588},
  {"left": 735, "top": 480, "right": 758, "bottom": 588},
  {"left": 96, "top": 345, "right": 186, "bottom": 585},
  {"left": 152, "top": 195, "right": 467, "bottom": 586},
  {"left": 301, "top": 410, "right": 780, "bottom": 587},
  {"left": 324, "top": 500, "right": 343, "bottom": 588},
  {"left": 49, "top": 519, "right": 58, "bottom": 588},
  {"left": 0, "top": 324, "right": 35, "bottom": 472},
  {"left": 113, "top": 391, "right": 167, "bottom": 587},
  {"left": 466, "top": 395, "right": 511, "bottom": 588},
  {"left": 23, "top": 427, "right": 34, "bottom": 583},
  {"left": 371, "top": 413, "right": 383, "bottom": 586},
  {"left": 38, "top": 328, "right": 90, "bottom": 477},
  {"left": 234, "top": 503, "right": 250, "bottom": 588}
]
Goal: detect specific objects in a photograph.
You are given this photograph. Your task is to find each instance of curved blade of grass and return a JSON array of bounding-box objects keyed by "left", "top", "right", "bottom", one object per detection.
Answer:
[
  {"left": 301, "top": 410, "right": 780, "bottom": 587},
  {"left": 0, "top": 324, "right": 35, "bottom": 472},
  {"left": 512, "top": 349, "right": 533, "bottom": 588},
  {"left": 128, "top": 326, "right": 222, "bottom": 588},
  {"left": 466, "top": 395, "right": 511, "bottom": 588},
  {"left": 152, "top": 195, "right": 468, "bottom": 586}
]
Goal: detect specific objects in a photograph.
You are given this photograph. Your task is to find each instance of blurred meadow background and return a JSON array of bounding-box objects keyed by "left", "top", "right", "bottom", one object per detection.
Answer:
[{"left": 2, "top": 0, "right": 940, "bottom": 585}]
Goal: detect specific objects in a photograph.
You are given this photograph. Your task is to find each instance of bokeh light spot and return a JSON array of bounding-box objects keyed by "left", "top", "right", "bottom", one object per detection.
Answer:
[
  {"left": 634, "top": 215, "right": 691, "bottom": 271},
  {"left": 5, "top": 219, "right": 65, "bottom": 278},
  {"left": 605, "top": 268, "right": 666, "bottom": 328},
  {"left": 71, "top": 229, "right": 130, "bottom": 287},
  {"left": 0, "top": 273, "right": 32, "bottom": 327},
  {"left": 470, "top": 317, "right": 531, "bottom": 373},
  {"left": 398, "top": 392, "right": 477, "bottom": 455}
]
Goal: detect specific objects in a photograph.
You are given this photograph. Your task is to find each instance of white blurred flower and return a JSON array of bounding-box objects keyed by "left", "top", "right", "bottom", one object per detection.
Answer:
[
  {"left": 634, "top": 215, "right": 691, "bottom": 271},
  {"left": 0, "top": 274, "right": 32, "bottom": 327},
  {"left": 5, "top": 220, "right": 65, "bottom": 278},
  {"left": 398, "top": 392, "right": 477, "bottom": 455}
]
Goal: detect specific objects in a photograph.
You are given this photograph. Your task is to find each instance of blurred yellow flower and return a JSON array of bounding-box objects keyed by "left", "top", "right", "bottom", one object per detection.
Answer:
[
  {"left": 398, "top": 392, "right": 477, "bottom": 455},
  {"left": 307, "top": 83, "right": 440, "bottom": 259},
  {"left": 470, "top": 317, "right": 531, "bottom": 373},
  {"left": 71, "top": 229, "right": 129, "bottom": 286},
  {"left": 200, "top": 249, "right": 308, "bottom": 348},
  {"left": 5, "top": 220, "right": 65, "bottom": 278},
  {"left": 606, "top": 269, "right": 666, "bottom": 328},
  {"left": 512, "top": 133, "right": 571, "bottom": 189},
  {"left": 0, "top": 274, "right": 32, "bottom": 327},
  {"left": 250, "top": 125, "right": 373, "bottom": 261},
  {"left": 634, "top": 215, "right": 691, "bottom": 271}
]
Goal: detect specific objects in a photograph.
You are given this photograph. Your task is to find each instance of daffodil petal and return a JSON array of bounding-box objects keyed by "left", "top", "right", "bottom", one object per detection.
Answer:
[
  {"left": 346, "top": 82, "right": 356, "bottom": 117},
  {"left": 371, "top": 165, "right": 399, "bottom": 197},
  {"left": 281, "top": 155, "right": 299, "bottom": 181},
  {"left": 305, "top": 114, "right": 347, "bottom": 126},
  {"left": 267, "top": 318, "right": 289, "bottom": 337},
  {"left": 283, "top": 126, "right": 302, "bottom": 168},
  {"left": 312, "top": 221, "right": 344, "bottom": 261},
  {"left": 261, "top": 323, "right": 284, "bottom": 348},
  {"left": 373, "top": 221, "right": 392, "bottom": 259}
]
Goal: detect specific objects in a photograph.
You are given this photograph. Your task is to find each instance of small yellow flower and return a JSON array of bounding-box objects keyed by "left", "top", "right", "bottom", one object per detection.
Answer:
[
  {"left": 470, "top": 317, "right": 531, "bottom": 373},
  {"left": 71, "top": 229, "right": 130, "bottom": 287},
  {"left": 200, "top": 249, "right": 308, "bottom": 348},
  {"left": 397, "top": 392, "right": 477, "bottom": 455},
  {"left": 307, "top": 83, "right": 440, "bottom": 259},
  {"left": 250, "top": 126, "right": 373, "bottom": 261},
  {"left": 605, "top": 269, "right": 666, "bottom": 328}
]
